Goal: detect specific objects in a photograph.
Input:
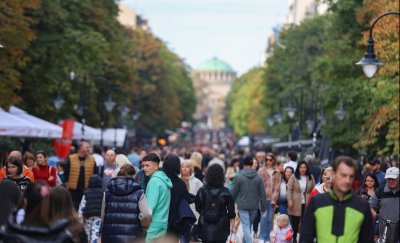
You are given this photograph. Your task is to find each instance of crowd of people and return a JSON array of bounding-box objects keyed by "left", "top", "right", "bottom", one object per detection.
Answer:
[{"left": 0, "top": 142, "right": 399, "bottom": 243}]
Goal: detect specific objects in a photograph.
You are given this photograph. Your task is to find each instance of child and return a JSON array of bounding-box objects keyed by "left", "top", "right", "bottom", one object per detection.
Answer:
[
  {"left": 56, "top": 161, "right": 66, "bottom": 186},
  {"left": 78, "top": 174, "right": 103, "bottom": 243},
  {"left": 274, "top": 214, "right": 293, "bottom": 243}
]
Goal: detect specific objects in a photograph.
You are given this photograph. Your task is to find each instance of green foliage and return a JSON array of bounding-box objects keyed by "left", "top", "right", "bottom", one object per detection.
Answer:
[
  {"left": 227, "top": 67, "right": 266, "bottom": 136},
  {"left": 1, "top": 0, "right": 195, "bottom": 136}
]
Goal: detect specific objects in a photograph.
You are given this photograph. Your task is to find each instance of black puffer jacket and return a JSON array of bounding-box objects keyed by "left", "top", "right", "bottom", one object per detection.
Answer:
[
  {"left": 195, "top": 186, "right": 236, "bottom": 241},
  {"left": 83, "top": 174, "right": 103, "bottom": 218},
  {"left": 0, "top": 218, "right": 74, "bottom": 243},
  {"left": 101, "top": 176, "right": 143, "bottom": 243}
]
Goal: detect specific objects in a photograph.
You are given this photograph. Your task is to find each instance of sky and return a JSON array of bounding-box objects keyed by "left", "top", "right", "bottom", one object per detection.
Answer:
[{"left": 124, "top": 0, "right": 289, "bottom": 75}]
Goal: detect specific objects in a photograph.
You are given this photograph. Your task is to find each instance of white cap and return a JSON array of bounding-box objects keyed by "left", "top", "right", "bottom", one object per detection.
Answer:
[{"left": 385, "top": 167, "right": 399, "bottom": 179}]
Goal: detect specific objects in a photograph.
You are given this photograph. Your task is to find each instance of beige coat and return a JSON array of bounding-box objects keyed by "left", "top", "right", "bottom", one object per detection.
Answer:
[{"left": 287, "top": 174, "right": 315, "bottom": 216}]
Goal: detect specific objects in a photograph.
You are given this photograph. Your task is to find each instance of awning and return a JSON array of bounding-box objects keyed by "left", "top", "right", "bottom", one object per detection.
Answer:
[
  {"left": 9, "top": 106, "right": 62, "bottom": 138},
  {"left": 0, "top": 108, "right": 41, "bottom": 137}
]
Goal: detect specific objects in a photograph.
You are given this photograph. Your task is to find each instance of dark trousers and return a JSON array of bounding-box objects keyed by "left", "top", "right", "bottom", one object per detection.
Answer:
[
  {"left": 69, "top": 189, "right": 84, "bottom": 211},
  {"left": 252, "top": 209, "right": 261, "bottom": 233},
  {"left": 289, "top": 204, "right": 305, "bottom": 243}
]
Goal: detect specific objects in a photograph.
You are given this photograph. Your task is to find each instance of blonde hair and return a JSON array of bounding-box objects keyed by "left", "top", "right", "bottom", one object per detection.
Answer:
[
  {"left": 277, "top": 214, "right": 290, "bottom": 227},
  {"left": 116, "top": 154, "right": 130, "bottom": 167},
  {"left": 181, "top": 159, "right": 194, "bottom": 174},
  {"left": 190, "top": 152, "right": 202, "bottom": 169}
]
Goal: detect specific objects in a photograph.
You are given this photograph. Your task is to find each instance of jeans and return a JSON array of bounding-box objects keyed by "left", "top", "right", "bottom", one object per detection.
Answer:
[
  {"left": 238, "top": 209, "right": 258, "bottom": 243},
  {"left": 279, "top": 202, "right": 288, "bottom": 215},
  {"left": 260, "top": 201, "right": 274, "bottom": 241}
]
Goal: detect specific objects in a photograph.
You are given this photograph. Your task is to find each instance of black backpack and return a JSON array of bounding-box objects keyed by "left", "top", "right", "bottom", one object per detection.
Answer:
[{"left": 204, "top": 187, "right": 224, "bottom": 223}]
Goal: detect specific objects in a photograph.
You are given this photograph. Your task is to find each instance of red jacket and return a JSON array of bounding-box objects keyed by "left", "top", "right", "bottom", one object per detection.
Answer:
[{"left": 32, "top": 165, "right": 57, "bottom": 187}]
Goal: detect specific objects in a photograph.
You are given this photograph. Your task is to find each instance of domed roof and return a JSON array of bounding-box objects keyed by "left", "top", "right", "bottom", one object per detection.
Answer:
[{"left": 196, "top": 57, "right": 234, "bottom": 72}]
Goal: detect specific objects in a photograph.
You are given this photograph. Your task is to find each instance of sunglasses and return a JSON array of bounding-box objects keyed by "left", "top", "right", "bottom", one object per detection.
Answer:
[
  {"left": 325, "top": 176, "right": 331, "bottom": 181},
  {"left": 266, "top": 158, "right": 274, "bottom": 162}
]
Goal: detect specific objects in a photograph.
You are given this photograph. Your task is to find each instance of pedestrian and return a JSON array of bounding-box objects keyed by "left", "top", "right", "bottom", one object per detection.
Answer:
[
  {"left": 304, "top": 154, "right": 321, "bottom": 184},
  {"left": 56, "top": 161, "right": 66, "bottom": 186},
  {"left": 22, "top": 151, "right": 35, "bottom": 169},
  {"left": 357, "top": 172, "right": 379, "bottom": 201},
  {"left": 78, "top": 174, "right": 104, "bottom": 243},
  {"left": 231, "top": 156, "right": 266, "bottom": 243},
  {"left": 195, "top": 164, "right": 236, "bottom": 243},
  {"left": 100, "top": 149, "right": 118, "bottom": 189},
  {"left": 112, "top": 154, "right": 131, "bottom": 177},
  {"left": 181, "top": 159, "right": 204, "bottom": 241},
  {"left": 32, "top": 151, "right": 57, "bottom": 187},
  {"left": 287, "top": 161, "right": 315, "bottom": 243},
  {"left": 278, "top": 166, "right": 294, "bottom": 214},
  {"left": 0, "top": 180, "right": 21, "bottom": 226},
  {"left": 49, "top": 186, "right": 84, "bottom": 242},
  {"left": 369, "top": 167, "right": 399, "bottom": 243},
  {"left": 101, "top": 164, "right": 152, "bottom": 242},
  {"left": 0, "top": 150, "right": 35, "bottom": 182},
  {"left": 258, "top": 153, "right": 281, "bottom": 243},
  {"left": 300, "top": 156, "right": 373, "bottom": 243},
  {"left": 3, "top": 156, "right": 31, "bottom": 193},
  {"left": 369, "top": 158, "right": 386, "bottom": 187},
  {"left": 0, "top": 181, "right": 74, "bottom": 242},
  {"left": 142, "top": 152, "right": 172, "bottom": 242},
  {"left": 284, "top": 151, "right": 298, "bottom": 171},
  {"left": 274, "top": 214, "right": 294, "bottom": 243},
  {"left": 64, "top": 141, "right": 98, "bottom": 210},
  {"left": 307, "top": 167, "right": 333, "bottom": 205}
]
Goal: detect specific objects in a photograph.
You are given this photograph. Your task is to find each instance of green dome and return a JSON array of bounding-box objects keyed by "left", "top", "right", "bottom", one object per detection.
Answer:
[{"left": 196, "top": 57, "right": 234, "bottom": 72}]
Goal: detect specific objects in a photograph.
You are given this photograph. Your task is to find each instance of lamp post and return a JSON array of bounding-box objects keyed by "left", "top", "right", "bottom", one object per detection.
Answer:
[
  {"left": 335, "top": 102, "right": 346, "bottom": 121},
  {"left": 70, "top": 71, "right": 88, "bottom": 140},
  {"left": 102, "top": 93, "right": 116, "bottom": 148},
  {"left": 356, "top": 12, "right": 400, "bottom": 78}
]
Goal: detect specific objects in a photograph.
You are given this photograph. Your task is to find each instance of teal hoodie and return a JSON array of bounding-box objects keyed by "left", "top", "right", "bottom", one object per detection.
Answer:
[{"left": 145, "top": 170, "right": 173, "bottom": 241}]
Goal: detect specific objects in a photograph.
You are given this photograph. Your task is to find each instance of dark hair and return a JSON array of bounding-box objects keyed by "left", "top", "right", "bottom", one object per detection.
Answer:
[
  {"left": 363, "top": 172, "right": 380, "bottom": 190},
  {"left": 163, "top": 153, "right": 181, "bottom": 178},
  {"left": 56, "top": 161, "right": 65, "bottom": 169},
  {"left": 294, "top": 161, "right": 312, "bottom": 180},
  {"left": 49, "top": 186, "right": 82, "bottom": 237},
  {"left": 118, "top": 164, "right": 136, "bottom": 177},
  {"left": 7, "top": 157, "right": 23, "bottom": 175},
  {"left": 332, "top": 156, "right": 358, "bottom": 173},
  {"left": 230, "top": 157, "right": 240, "bottom": 167},
  {"left": 283, "top": 166, "right": 294, "bottom": 183},
  {"left": 23, "top": 152, "right": 35, "bottom": 166},
  {"left": 35, "top": 150, "right": 47, "bottom": 158},
  {"left": 0, "top": 180, "right": 21, "bottom": 225},
  {"left": 22, "top": 181, "right": 51, "bottom": 227},
  {"left": 287, "top": 151, "right": 298, "bottom": 162},
  {"left": 142, "top": 152, "right": 161, "bottom": 164},
  {"left": 205, "top": 164, "right": 225, "bottom": 188},
  {"left": 93, "top": 145, "right": 102, "bottom": 154},
  {"left": 243, "top": 156, "right": 254, "bottom": 166}
]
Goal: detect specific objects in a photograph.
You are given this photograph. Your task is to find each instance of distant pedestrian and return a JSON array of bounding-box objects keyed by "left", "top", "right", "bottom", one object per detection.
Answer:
[
  {"left": 232, "top": 156, "right": 266, "bottom": 243},
  {"left": 32, "top": 151, "right": 57, "bottom": 187},
  {"left": 357, "top": 172, "right": 379, "bottom": 201},
  {"left": 307, "top": 167, "right": 333, "bottom": 205},
  {"left": 3, "top": 156, "right": 31, "bottom": 193},
  {"left": 100, "top": 149, "right": 117, "bottom": 189},
  {"left": 284, "top": 151, "right": 298, "bottom": 171},
  {"left": 369, "top": 158, "right": 386, "bottom": 187},
  {"left": 278, "top": 166, "right": 294, "bottom": 214},
  {"left": 196, "top": 164, "right": 236, "bottom": 243}
]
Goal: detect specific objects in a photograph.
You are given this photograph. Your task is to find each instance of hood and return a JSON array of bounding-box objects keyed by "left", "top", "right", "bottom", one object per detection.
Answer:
[
  {"left": 240, "top": 168, "right": 258, "bottom": 179},
  {"left": 107, "top": 177, "right": 142, "bottom": 196},
  {"left": 151, "top": 171, "right": 173, "bottom": 189},
  {"left": 88, "top": 174, "right": 103, "bottom": 188}
]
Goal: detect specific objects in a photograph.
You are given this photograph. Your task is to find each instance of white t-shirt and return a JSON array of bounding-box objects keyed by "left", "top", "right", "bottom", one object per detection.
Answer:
[
  {"left": 300, "top": 175, "right": 307, "bottom": 204},
  {"left": 284, "top": 161, "right": 298, "bottom": 171}
]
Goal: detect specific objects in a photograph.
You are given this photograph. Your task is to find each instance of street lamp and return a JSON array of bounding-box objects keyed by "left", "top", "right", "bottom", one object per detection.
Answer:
[
  {"left": 286, "top": 103, "right": 297, "bottom": 119},
  {"left": 267, "top": 115, "right": 275, "bottom": 127},
  {"left": 335, "top": 102, "right": 346, "bottom": 121},
  {"left": 54, "top": 92, "right": 64, "bottom": 110},
  {"left": 356, "top": 12, "right": 400, "bottom": 78},
  {"left": 104, "top": 94, "right": 116, "bottom": 112}
]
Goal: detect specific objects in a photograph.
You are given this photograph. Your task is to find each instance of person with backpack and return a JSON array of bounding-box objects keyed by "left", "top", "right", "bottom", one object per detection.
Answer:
[
  {"left": 231, "top": 156, "right": 267, "bottom": 243},
  {"left": 195, "top": 164, "right": 236, "bottom": 243}
]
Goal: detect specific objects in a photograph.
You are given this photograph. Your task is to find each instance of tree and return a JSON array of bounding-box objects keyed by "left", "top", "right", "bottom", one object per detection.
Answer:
[{"left": 0, "top": 0, "right": 40, "bottom": 107}]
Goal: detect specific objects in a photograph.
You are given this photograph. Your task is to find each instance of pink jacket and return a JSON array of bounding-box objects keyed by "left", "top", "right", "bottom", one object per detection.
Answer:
[
  {"left": 258, "top": 167, "right": 281, "bottom": 204},
  {"left": 274, "top": 225, "right": 293, "bottom": 243}
]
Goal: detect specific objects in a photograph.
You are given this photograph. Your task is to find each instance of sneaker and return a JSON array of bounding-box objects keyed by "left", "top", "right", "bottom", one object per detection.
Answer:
[{"left": 253, "top": 232, "right": 259, "bottom": 239}]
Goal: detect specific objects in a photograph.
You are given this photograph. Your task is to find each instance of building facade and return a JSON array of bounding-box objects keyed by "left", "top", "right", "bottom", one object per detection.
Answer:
[{"left": 192, "top": 57, "right": 236, "bottom": 129}]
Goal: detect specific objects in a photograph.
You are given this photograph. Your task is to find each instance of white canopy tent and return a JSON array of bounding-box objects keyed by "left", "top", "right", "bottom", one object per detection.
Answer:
[
  {"left": 102, "top": 128, "right": 127, "bottom": 147},
  {"left": 9, "top": 106, "right": 62, "bottom": 138},
  {"left": 72, "top": 121, "right": 101, "bottom": 141},
  {"left": 0, "top": 108, "right": 41, "bottom": 137}
]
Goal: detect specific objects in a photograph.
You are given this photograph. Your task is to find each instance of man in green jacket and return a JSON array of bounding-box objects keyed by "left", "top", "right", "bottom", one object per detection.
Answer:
[
  {"left": 300, "top": 156, "right": 373, "bottom": 243},
  {"left": 142, "top": 152, "right": 173, "bottom": 242}
]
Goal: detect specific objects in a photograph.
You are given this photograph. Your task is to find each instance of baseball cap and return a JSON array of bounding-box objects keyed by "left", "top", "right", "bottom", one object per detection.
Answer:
[
  {"left": 385, "top": 167, "right": 399, "bottom": 179},
  {"left": 370, "top": 158, "right": 380, "bottom": 165}
]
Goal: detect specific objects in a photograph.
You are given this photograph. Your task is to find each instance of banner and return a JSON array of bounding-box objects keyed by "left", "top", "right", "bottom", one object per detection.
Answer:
[{"left": 54, "top": 119, "right": 75, "bottom": 160}]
